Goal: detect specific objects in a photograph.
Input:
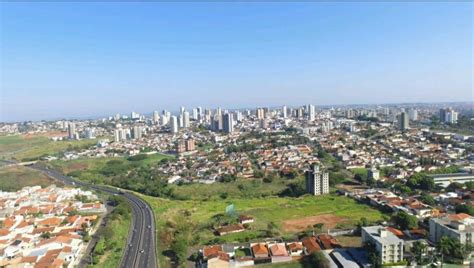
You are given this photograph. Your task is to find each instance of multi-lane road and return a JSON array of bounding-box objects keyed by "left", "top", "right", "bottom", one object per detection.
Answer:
[{"left": 1, "top": 160, "right": 157, "bottom": 268}]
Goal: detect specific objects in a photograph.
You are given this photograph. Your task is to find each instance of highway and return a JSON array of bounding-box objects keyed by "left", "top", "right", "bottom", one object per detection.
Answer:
[{"left": 1, "top": 160, "right": 157, "bottom": 268}]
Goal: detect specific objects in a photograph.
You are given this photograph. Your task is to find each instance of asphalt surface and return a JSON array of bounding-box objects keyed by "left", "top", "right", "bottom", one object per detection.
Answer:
[{"left": 1, "top": 160, "right": 157, "bottom": 268}]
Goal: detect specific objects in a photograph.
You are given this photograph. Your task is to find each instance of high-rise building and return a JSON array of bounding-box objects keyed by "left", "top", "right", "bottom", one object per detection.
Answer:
[
  {"left": 170, "top": 116, "right": 178, "bottom": 133},
  {"left": 398, "top": 112, "right": 409, "bottom": 131},
  {"left": 176, "top": 140, "right": 186, "bottom": 153},
  {"left": 85, "top": 127, "right": 95, "bottom": 139},
  {"left": 67, "top": 122, "right": 76, "bottom": 140},
  {"left": 185, "top": 138, "right": 195, "bottom": 151},
  {"left": 153, "top": 111, "right": 160, "bottom": 124},
  {"left": 256, "top": 108, "right": 265, "bottom": 119},
  {"left": 211, "top": 114, "right": 223, "bottom": 131},
  {"left": 236, "top": 111, "right": 243, "bottom": 122},
  {"left": 131, "top": 111, "right": 140, "bottom": 120},
  {"left": 183, "top": 111, "right": 190, "bottom": 128},
  {"left": 305, "top": 165, "right": 329, "bottom": 196},
  {"left": 441, "top": 108, "right": 458, "bottom": 124},
  {"left": 408, "top": 108, "right": 418, "bottom": 121},
  {"left": 178, "top": 114, "right": 184, "bottom": 128},
  {"left": 180, "top": 106, "right": 185, "bottom": 114},
  {"left": 114, "top": 128, "right": 127, "bottom": 142},
  {"left": 446, "top": 110, "right": 458, "bottom": 124},
  {"left": 223, "top": 113, "right": 234, "bottom": 133},
  {"left": 439, "top": 108, "right": 447, "bottom": 123},
  {"left": 197, "top": 106, "right": 203, "bottom": 118},
  {"left": 177, "top": 138, "right": 196, "bottom": 153},
  {"left": 132, "top": 126, "right": 142, "bottom": 139},
  {"left": 192, "top": 108, "right": 198, "bottom": 121},
  {"left": 346, "top": 109, "right": 354, "bottom": 119},
  {"left": 296, "top": 107, "right": 304, "bottom": 118},
  {"left": 308, "top": 104, "right": 315, "bottom": 121}
]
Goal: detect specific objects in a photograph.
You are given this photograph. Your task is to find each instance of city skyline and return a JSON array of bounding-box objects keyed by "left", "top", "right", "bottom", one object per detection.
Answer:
[{"left": 1, "top": 2, "right": 472, "bottom": 122}]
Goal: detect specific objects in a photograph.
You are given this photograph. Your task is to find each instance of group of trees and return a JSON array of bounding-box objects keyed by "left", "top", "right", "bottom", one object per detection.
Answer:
[
  {"left": 90, "top": 195, "right": 131, "bottom": 265},
  {"left": 391, "top": 211, "right": 418, "bottom": 230},
  {"left": 406, "top": 173, "right": 435, "bottom": 191},
  {"left": 455, "top": 204, "right": 474, "bottom": 216},
  {"left": 437, "top": 236, "right": 472, "bottom": 263},
  {"left": 161, "top": 213, "right": 194, "bottom": 266}
]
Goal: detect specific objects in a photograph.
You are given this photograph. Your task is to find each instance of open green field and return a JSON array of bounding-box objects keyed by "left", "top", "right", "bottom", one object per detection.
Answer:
[
  {"left": 350, "top": 167, "right": 368, "bottom": 177},
  {"left": 0, "top": 165, "right": 61, "bottom": 191},
  {"left": 169, "top": 178, "right": 290, "bottom": 200},
  {"left": 142, "top": 194, "right": 385, "bottom": 267},
  {"left": 0, "top": 134, "right": 97, "bottom": 161},
  {"left": 48, "top": 153, "right": 173, "bottom": 174}
]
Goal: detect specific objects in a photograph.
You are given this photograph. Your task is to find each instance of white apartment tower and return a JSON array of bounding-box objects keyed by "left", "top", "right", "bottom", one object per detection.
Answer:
[
  {"left": 305, "top": 165, "right": 329, "bottom": 195},
  {"left": 282, "top": 105, "right": 288, "bottom": 118},
  {"left": 170, "top": 116, "right": 178, "bottom": 133},
  {"left": 308, "top": 104, "right": 316, "bottom": 121},
  {"left": 183, "top": 111, "right": 190, "bottom": 128},
  {"left": 67, "top": 122, "right": 76, "bottom": 140}
]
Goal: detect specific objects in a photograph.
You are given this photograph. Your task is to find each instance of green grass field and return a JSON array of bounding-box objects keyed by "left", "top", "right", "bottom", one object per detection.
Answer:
[
  {"left": 142, "top": 193, "right": 385, "bottom": 267},
  {"left": 0, "top": 165, "right": 61, "bottom": 191},
  {"left": 0, "top": 134, "right": 97, "bottom": 161}
]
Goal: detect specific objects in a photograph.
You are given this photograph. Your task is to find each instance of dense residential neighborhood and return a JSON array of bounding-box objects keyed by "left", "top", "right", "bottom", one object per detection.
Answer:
[{"left": 0, "top": 186, "right": 105, "bottom": 267}]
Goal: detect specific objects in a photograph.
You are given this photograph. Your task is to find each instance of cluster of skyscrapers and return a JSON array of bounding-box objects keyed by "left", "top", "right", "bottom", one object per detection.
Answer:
[
  {"left": 439, "top": 108, "right": 458, "bottom": 124},
  {"left": 114, "top": 124, "right": 144, "bottom": 142}
]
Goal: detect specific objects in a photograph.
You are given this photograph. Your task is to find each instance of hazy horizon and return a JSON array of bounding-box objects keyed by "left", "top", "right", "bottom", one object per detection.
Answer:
[{"left": 1, "top": 2, "right": 472, "bottom": 122}]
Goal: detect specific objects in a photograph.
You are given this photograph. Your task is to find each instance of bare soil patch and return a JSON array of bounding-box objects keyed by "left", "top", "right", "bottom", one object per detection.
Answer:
[{"left": 282, "top": 214, "right": 348, "bottom": 232}]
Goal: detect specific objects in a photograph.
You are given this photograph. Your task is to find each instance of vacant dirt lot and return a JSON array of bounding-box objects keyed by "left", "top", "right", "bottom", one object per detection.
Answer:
[{"left": 282, "top": 214, "right": 348, "bottom": 232}]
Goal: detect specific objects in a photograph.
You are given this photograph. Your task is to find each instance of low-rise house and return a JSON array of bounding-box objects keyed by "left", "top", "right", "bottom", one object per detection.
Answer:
[
  {"left": 251, "top": 243, "right": 269, "bottom": 258},
  {"left": 286, "top": 242, "right": 304, "bottom": 256},
  {"left": 302, "top": 236, "right": 321, "bottom": 255},
  {"left": 317, "top": 234, "right": 341, "bottom": 249},
  {"left": 216, "top": 224, "right": 245, "bottom": 236},
  {"left": 238, "top": 215, "right": 254, "bottom": 224},
  {"left": 269, "top": 243, "right": 291, "bottom": 263},
  {"left": 207, "top": 252, "right": 230, "bottom": 268}
]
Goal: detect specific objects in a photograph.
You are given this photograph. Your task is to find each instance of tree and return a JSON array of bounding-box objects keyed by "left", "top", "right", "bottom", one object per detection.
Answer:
[
  {"left": 437, "top": 236, "right": 455, "bottom": 260},
  {"left": 40, "top": 232, "right": 51, "bottom": 239},
  {"left": 313, "top": 223, "right": 324, "bottom": 233},
  {"left": 94, "top": 237, "right": 106, "bottom": 255},
  {"left": 392, "top": 211, "right": 418, "bottom": 230},
  {"left": 302, "top": 251, "right": 330, "bottom": 268},
  {"left": 455, "top": 204, "right": 474, "bottom": 216},
  {"left": 419, "top": 193, "right": 436, "bottom": 206},
  {"left": 171, "top": 238, "right": 188, "bottom": 265},
  {"left": 411, "top": 241, "right": 428, "bottom": 265},
  {"left": 364, "top": 241, "right": 381, "bottom": 268}
]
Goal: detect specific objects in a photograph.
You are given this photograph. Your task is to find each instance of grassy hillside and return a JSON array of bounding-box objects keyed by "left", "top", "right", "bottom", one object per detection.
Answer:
[
  {"left": 0, "top": 165, "right": 60, "bottom": 191},
  {"left": 0, "top": 134, "right": 97, "bottom": 161}
]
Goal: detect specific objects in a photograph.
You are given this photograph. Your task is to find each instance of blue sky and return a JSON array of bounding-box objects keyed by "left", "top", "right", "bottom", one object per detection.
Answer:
[{"left": 0, "top": 2, "right": 472, "bottom": 122}]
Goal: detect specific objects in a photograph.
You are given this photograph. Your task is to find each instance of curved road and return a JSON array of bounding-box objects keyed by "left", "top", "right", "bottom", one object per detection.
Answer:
[{"left": 2, "top": 160, "right": 157, "bottom": 268}]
